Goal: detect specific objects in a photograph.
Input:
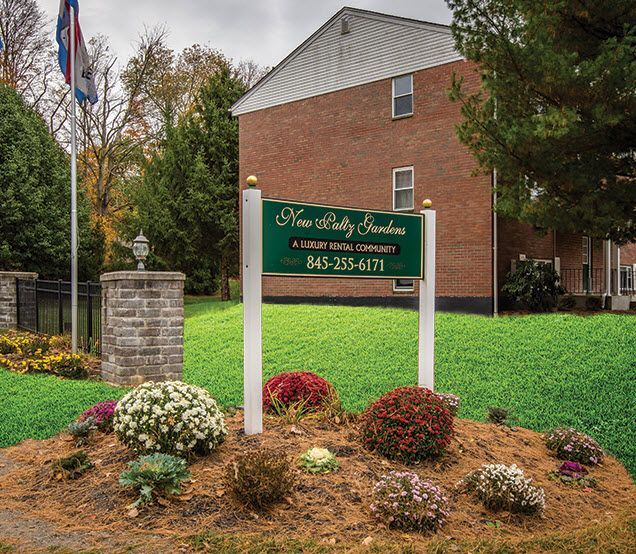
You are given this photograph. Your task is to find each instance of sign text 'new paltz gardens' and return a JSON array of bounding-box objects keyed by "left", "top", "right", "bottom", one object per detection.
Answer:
[{"left": 262, "top": 199, "right": 424, "bottom": 279}]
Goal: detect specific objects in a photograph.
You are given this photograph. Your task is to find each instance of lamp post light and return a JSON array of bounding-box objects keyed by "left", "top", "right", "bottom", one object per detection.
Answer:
[{"left": 132, "top": 230, "right": 150, "bottom": 271}]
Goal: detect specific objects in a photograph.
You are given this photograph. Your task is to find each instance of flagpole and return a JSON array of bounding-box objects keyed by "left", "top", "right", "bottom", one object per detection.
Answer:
[{"left": 70, "top": 5, "right": 78, "bottom": 354}]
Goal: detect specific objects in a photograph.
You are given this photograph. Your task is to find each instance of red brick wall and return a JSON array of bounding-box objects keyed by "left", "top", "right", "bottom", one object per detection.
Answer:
[
  {"left": 238, "top": 60, "right": 493, "bottom": 303},
  {"left": 621, "top": 243, "right": 636, "bottom": 265},
  {"left": 497, "top": 218, "right": 555, "bottom": 290}
]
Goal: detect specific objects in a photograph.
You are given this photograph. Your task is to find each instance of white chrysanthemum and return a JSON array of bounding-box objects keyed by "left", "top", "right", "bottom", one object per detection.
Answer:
[{"left": 114, "top": 381, "right": 227, "bottom": 456}]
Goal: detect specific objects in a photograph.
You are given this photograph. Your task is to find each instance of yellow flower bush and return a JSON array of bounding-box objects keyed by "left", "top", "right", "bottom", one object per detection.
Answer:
[{"left": 0, "top": 332, "right": 89, "bottom": 379}]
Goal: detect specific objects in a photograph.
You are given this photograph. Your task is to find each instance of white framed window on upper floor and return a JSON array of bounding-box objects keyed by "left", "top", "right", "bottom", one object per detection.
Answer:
[
  {"left": 392, "top": 74, "right": 413, "bottom": 118},
  {"left": 393, "top": 166, "right": 414, "bottom": 211}
]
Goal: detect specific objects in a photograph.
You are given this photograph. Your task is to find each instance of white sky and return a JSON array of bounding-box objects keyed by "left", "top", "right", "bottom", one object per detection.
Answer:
[{"left": 40, "top": 0, "right": 452, "bottom": 68}]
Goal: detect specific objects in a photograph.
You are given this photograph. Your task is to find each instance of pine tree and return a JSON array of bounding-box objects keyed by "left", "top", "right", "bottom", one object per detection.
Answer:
[
  {"left": 447, "top": 0, "right": 636, "bottom": 242},
  {"left": 0, "top": 84, "right": 100, "bottom": 279},
  {"left": 130, "top": 66, "right": 245, "bottom": 298}
]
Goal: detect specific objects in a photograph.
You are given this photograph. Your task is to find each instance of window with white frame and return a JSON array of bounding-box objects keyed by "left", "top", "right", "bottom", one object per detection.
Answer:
[
  {"left": 393, "top": 166, "right": 414, "bottom": 292},
  {"left": 393, "top": 167, "right": 414, "bottom": 211},
  {"left": 620, "top": 265, "right": 634, "bottom": 293},
  {"left": 582, "top": 236, "right": 590, "bottom": 265},
  {"left": 392, "top": 74, "right": 413, "bottom": 118},
  {"left": 394, "top": 278, "right": 414, "bottom": 291}
]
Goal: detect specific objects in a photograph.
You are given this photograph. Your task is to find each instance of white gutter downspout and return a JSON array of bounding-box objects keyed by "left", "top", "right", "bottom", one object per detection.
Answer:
[
  {"left": 617, "top": 245, "right": 621, "bottom": 296},
  {"left": 493, "top": 172, "right": 498, "bottom": 317},
  {"left": 492, "top": 92, "right": 498, "bottom": 317},
  {"left": 605, "top": 239, "right": 612, "bottom": 308}
]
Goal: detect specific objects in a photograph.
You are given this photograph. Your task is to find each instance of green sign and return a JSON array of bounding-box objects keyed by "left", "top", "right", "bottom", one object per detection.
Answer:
[{"left": 262, "top": 199, "right": 423, "bottom": 279}]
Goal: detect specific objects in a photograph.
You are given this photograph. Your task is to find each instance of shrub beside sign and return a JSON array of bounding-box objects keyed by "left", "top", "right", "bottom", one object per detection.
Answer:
[{"left": 262, "top": 199, "right": 424, "bottom": 279}]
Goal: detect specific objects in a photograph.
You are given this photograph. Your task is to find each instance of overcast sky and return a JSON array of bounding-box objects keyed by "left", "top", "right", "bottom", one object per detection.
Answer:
[{"left": 41, "top": 0, "right": 452, "bottom": 68}]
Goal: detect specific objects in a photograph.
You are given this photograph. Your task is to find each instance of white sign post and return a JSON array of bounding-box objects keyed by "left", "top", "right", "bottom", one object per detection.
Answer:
[
  {"left": 242, "top": 177, "right": 263, "bottom": 435},
  {"left": 241, "top": 178, "right": 437, "bottom": 435},
  {"left": 418, "top": 204, "right": 436, "bottom": 390}
]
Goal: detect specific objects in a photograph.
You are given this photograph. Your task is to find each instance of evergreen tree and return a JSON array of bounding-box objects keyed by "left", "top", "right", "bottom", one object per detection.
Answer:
[
  {"left": 0, "top": 84, "right": 101, "bottom": 279},
  {"left": 130, "top": 66, "right": 245, "bottom": 298},
  {"left": 447, "top": 0, "right": 636, "bottom": 242}
]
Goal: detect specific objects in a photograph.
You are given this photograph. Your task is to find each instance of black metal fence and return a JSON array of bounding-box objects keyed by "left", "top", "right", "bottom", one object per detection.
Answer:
[
  {"left": 16, "top": 279, "right": 101, "bottom": 353},
  {"left": 560, "top": 267, "right": 636, "bottom": 296}
]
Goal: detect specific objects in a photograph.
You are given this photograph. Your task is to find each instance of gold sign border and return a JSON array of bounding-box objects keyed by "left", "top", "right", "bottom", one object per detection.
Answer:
[{"left": 261, "top": 197, "right": 425, "bottom": 280}]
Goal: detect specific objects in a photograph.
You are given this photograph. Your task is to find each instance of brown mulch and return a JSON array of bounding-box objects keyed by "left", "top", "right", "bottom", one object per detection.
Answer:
[{"left": 0, "top": 414, "right": 634, "bottom": 552}]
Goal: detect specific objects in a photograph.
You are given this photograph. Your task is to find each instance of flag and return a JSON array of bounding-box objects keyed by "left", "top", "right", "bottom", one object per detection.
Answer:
[
  {"left": 0, "top": 36, "right": 4, "bottom": 52},
  {"left": 56, "top": 0, "right": 97, "bottom": 104}
]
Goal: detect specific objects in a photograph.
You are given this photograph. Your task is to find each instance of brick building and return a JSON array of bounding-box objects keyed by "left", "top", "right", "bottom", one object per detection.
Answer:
[{"left": 232, "top": 7, "right": 636, "bottom": 314}]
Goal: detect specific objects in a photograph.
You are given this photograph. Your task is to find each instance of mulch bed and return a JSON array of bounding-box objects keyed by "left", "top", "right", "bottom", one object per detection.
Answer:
[{"left": 0, "top": 414, "right": 634, "bottom": 551}]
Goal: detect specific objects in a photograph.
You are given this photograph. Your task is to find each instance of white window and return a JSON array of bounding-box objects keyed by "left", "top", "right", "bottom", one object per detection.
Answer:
[
  {"left": 582, "top": 236, "right": 590, "bottom": 265},
  {"left": 393, "top": 279, "right": 414, "bottom": 292},
  {"left": 392, "top": 74, "right": 413, "bottom": 118},
  {"left": 620, "top": 266, "right": 634, "bottom": 293},
  {"left": 393, "top": 166, "right": 414, "bottom": 211}
]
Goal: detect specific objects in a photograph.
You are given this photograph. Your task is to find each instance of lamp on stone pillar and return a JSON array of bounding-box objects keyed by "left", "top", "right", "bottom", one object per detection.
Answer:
[{"left": 132, "top": 231, "right": 150, "bottom": 271}]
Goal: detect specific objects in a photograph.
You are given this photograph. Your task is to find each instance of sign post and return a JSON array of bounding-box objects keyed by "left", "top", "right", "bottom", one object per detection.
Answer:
[
  {"left": 242, "top": 176, "right": 263, "bottom": 435},
  {"left": 418, "top": 202, "right": 436, "bottom": 390},
  {"left": 241, "top": 177, "right": 436, "bottom": 435}
]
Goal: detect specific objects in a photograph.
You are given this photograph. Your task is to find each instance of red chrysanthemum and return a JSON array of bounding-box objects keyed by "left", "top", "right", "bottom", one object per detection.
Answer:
[
  {"left": 359, "top": 386, "right": 454, "bottom": 463},
  {"left": 263, "top": 371, "right": 335, "bottom": 411}
]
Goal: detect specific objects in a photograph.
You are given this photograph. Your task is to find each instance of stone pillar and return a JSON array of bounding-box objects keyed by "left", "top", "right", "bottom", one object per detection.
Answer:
[
  {"left": 0, "top": 271, "right": 38, "bottom": 329},
  {"left": 100, "top": 271, "right": 185, "bottom": 385}
]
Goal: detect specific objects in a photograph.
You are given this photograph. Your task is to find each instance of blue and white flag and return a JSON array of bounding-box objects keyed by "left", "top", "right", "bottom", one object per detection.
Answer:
[{"left": 56, "top": 0, "right": 98, "bottom": 104}]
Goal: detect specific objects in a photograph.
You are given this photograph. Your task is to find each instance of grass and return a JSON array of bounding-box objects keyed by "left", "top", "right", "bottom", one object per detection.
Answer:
[
  {"left": 1, "top": 297, "right": 634, "bottom": 478},
  {"left": 186, "top": 511, "right": 636, "bottom": 552},
  {"left": 0, "top": 369, "right": 124, "bottom": 448},
  {"left": 184, "top": 301, "right": 636, "bottom": 476}
]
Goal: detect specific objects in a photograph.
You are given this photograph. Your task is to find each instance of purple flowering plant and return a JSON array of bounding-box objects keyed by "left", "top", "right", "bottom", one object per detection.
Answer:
[
  {"left": 370, "top": 471, "right": 450, "bottom": 533},
  {"left": 79, "top": 400, "right": 118, "bottom": 432},
  {"left": 558, "top": 461, "right": 588, "bottom": 479},
  {"left": 544, "top": 428, "right": 604, "bottom": 466},
  {"left": 548, "top": 460, "right": 596, "bottom": 487}
]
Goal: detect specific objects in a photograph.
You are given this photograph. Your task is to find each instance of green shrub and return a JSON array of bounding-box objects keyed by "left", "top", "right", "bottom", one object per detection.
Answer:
[
  {"left": 502, "top": 260, "right": 564, "bottom": 312},
  {"left": 51, "top": 450, "right": 93, "bottom": 480},
  {"left": 114, "top": 381, "right": 226, "bottom": 457},
  {"left": 359, "top": 386, "right": 454, "bottom": 463},
  {"left": 487, "top": 406, "right": 514, "bottom": 426},
  {"left": 585, "top": 296, "right": 603, "bottom": 311},
  {"left": 298, "top": 447, "right": 339, "bottom": 474},
  {"left": 226, "top": 449, "right": 296, "bottom": 510},
  {"left": 461, "top": 463, "right": 545, "bottom": 514},
  {"left": 558, "top": 294, "right": 577, "bottom": 311},
  {"left": 119, "top": 453, "right": 190, "bottom": 507}
]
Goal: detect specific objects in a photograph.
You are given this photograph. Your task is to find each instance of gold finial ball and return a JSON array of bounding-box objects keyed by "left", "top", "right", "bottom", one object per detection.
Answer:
[
  {"left": 246, "top": 175, "right": 258, "bottom": 187},
  {"left": 422, "top": 199, "right": 433, "bottom": 209}
]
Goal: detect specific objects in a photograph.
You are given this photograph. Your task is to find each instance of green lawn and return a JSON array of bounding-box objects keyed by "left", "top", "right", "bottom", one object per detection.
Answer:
[
  {"left": 184, "top": 300, "right": 636, "bottom": 476},
  {"left": 1, "top": 299, "right": 635, "bottom": 477},
  {"left": 0, "top": 369, "right": 125, "bottom": 447}
]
